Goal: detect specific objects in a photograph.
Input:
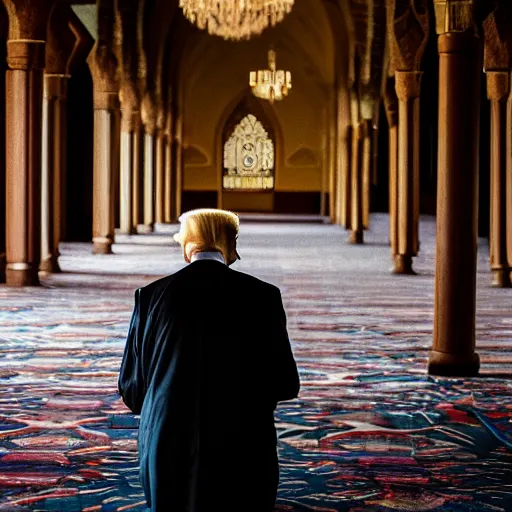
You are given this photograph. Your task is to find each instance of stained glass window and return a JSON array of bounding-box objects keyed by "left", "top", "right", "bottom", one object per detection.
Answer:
[{"left": 223, "top": 114, "right": 274, "bottom": 190}]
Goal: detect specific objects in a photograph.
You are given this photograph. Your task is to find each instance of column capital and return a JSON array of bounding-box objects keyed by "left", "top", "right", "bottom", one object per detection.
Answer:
[
  {"left": 486, "top": 71, "right": 510, "bottom": 102},
  {"left": 141, "top": 93, "right": 158, "bottom": 135},
  {"left": 44, "top": 74, "right": 68, "bottom": 100},
  {"left": 433, "top": 0, "right": 476, "bottom": 35},
  {"left": 88, "top": 42, "right": 119, "bottom": 110},
  {"left": 386, "top": 0, "right": 430, "bottom": 72},
  {"left": 482, "top": 6, "right": 512, "bottom": 72},
  {"left": 3, "top": 0, "right": 52, "bottom": 41},
  {"left": 119, "top": 82, "right": 140, "bottom": 131},
  {"left": 7, "top": 40, "right": 45, "bottom": 70},
  {"left": 395, "top": 70, "right": 423, "bottom": 101}
]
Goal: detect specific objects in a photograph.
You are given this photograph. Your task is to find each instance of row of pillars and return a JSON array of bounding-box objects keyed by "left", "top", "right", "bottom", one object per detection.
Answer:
[
  {"left": 2, "top": 36, "right": 183, "bottom": 286},
  {"left": 332, "top": 10, "right": 511, "bottom": 375}
]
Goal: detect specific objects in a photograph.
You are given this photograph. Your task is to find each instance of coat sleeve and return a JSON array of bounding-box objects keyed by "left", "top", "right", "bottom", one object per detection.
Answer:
[
  {"left": 270, "top": 287, "right": 300, "bottom": 403},
  {"left": 118, "top": 288, "right": 145, "bottom": 414}
]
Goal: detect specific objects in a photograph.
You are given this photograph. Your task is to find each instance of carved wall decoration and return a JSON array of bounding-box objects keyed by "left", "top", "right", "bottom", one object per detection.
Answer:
[{"left": 223, "top": 114, "right": 274, "bottom": 191}]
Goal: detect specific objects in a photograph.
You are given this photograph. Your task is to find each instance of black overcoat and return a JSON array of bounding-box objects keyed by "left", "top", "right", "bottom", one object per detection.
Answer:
[{"left": 118, "top": 260, "right": 300, "bottom": 512}]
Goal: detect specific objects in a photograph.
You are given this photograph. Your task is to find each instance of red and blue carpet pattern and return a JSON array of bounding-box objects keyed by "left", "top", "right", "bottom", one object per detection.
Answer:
[{"left": 1, "top": 215, "right": 511, "bottom": 511}]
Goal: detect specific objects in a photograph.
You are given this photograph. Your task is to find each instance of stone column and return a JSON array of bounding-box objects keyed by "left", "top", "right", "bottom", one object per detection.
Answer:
[
  {"left": 40, "top": 75, "right": 67, "bottom": 273},
  {"left": 384, "top": 76, "right": 399, "bottom": 258},
  {"left": 349, "top": 88, "right": 364, "bottom": 244},
  {"left": 88, "top": 43, "right": 120, "bottom": 254},
  {"left": 40, "top": 4, "right": 87, "bottom": 273},
  {"left": 394, "top": 71, "right": 422, "bottom": 274},
  {"left": 429, "top": 1, "right": 481, "bottom": 376},
  {"left": 164, "top": 113, "right": 173, "bottom": 223},
  {"left": 328, "top": 90, "right": 337, "bottom": 223},
  {"left": 116, "top": 0, "right": 141, "bottom": 234},
  {"left": 141, "top": 95, "right": 157, "bottom": 232},
  {"left": 154, "top": 123, "right": 166, "bottom": 225},
  {"left": 487, "top": 71, "right": 510, "bottom": 287},
  {"left": 173, "top": 109, "right": 184, "bottom": 220},
  {"left": 340, "top": 125, "right": 353, "bottom": 229},
  {"left": 5, "top": 39, "right": 45, "bottom": 286},
  {"left": 386, "top": 0, "right": 429, "bottom": 274},
  {"left": 132, "top": 122, "right": 143, "bottom": 231},
  {"left": 483, "top": 9, "right": 512, "bottom": 287},
  {"left": 119, "top": 103, "right": 139, "bottom": 234}
]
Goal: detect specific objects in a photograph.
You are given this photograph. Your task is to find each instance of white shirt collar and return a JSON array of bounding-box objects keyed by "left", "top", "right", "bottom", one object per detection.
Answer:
[{"left": 191, "top": 251, "right": 226, "bottom": 265}]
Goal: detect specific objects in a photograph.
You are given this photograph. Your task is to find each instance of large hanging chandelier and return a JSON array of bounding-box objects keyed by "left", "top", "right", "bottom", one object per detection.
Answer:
[
  {"left": 179, "top": 0, "right": 295, "bottom": 41},
  {"left": 249, "top": 50, "right": 291, "bottom": 103}
]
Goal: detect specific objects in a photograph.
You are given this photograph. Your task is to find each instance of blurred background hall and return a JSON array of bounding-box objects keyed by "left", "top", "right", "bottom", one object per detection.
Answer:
[{"left": 0, "top": 0, "right": 512, "bottom": 510}]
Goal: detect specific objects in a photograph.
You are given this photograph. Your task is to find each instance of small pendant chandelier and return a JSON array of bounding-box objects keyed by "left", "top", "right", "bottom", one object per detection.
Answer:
[
  {"left": 179, "top": 0, "right": 295, "bottom": 41},
  {"left": 249, "top": 50, "right": 291, "bottom": 103}
]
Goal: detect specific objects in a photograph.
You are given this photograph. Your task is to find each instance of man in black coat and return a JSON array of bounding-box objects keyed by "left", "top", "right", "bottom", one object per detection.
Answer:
[{"left": 118, "top": 208, "right": 300, "bottom": 512}]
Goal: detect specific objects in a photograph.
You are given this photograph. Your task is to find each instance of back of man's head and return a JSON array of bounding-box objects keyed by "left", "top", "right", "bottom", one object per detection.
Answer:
[{"left": 173, "top": 209, "right": 240, "bottom": 265}]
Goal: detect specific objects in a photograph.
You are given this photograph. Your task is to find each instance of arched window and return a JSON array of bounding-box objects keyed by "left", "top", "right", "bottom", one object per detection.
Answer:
[{"left": 223, "top": 114, "right": 274, "bottom": 191}]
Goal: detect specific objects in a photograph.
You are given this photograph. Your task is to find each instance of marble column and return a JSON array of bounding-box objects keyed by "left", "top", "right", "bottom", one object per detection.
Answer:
[
  {"left": 429, "top": 29, "right": 481, "bottom": 377},
  {"left": 40, "top": 74, "right": 68, "bottom": 273},
  {"left": 487, "top": 71, "right": 510, "bottom": 287},
  {"left": 5, "top": 40, "right": 45, "bottom": 286},
  {"left": 88, "top": 46, "right": 120, "bottom": 254}
]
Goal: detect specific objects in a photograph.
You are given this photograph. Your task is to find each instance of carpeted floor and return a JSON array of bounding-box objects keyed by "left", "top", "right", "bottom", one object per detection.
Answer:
[{"left": 1, "top": 214, "right": 511, "bottom": 512}]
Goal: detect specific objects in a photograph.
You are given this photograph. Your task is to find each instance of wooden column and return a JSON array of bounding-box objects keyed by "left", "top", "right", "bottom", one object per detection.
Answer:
[
  {"left": 487, "top": 71, "right": 510, "bottom": 287},
  {"left": 394, "top": 71, "right": 422, "bottom": 274},
  {"left": 116, "top": 0, "right": 141, "bottom": 234},
  {"left": 132, "top": 120, "right": 142, "bottom": 231},
  {"left": 88, "top": 44, "right": 120, "bottom": 254},
  {"left": 173, "top": 111, "right": 183, "bottom": 219},
  {"left": 119, "top": 107, "right": 139, "bottom": 234},
  {"left": 384, "top": 76, "right": 399, "bottom": 258},
  {"left": 164, "top": 113, "right": 173, "bottom": 223},
  {"left": 5, "top": 40, "right": 46, "bottom": 286},
  {"left": 349, "top": 89, "right": 364, "bottom": 244},
  {"left": 41, "top": 75, "right": 67, "bottom": 273},
  {"left": 155, "top": 127, "right": 166, "bottom": 224},
  {"left": 386, "top": 0, "right": 429, "bottom": 273},
  {"left": 429, "top": 18, "right": 481, "bottom": 375},
  {"left": 483, "top": 9, "right": 512, "bottom": 288}
]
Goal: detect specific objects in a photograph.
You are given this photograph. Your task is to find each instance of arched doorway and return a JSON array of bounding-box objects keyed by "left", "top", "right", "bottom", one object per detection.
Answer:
[{"left": 220, "top": 96, "right": 277, "bottom": 213}]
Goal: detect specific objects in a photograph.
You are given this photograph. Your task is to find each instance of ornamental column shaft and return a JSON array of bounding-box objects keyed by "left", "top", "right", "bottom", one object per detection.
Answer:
[
  {"left": 41, "top": 75, "right": 67, "bottom": 273},
  {"left": 429, "top": 3, "right": 481, "bottom": 376},
  {"left": 5, "top": 40, "right": 45, "bottom": 286},
  {"left": 394, "top": 71, "right": 421, "bottom": 274},
  {"left": 164, "top": 113, "right": 173, "bottom": 223},
  {"left": 386, "top": 0, "right": 429, "bottom": 274},
  {"left": 88, "top": 43, "right": 120, "bottom": 254},
  {"left": 384, "top": 76, "right": 399, "bottom": 258},
  {"left": 349, "top": 90, "right": 364, "bottom": 244},
  {"left": 155, "top": 128, "right": 166, "bottom": 224},
  {"left": 487, "top": 71, "right": 510, "bottom": 287}
]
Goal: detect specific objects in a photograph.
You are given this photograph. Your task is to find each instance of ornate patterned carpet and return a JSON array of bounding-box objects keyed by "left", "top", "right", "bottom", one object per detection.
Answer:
[{"left": 1, "top": 214, "right": 511, "bottom": 512}]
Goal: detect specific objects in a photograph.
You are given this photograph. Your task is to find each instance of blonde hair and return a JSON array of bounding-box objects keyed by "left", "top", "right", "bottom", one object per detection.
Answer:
[{"left": 173, "top": 208, "right": 240, "bottom": 265}]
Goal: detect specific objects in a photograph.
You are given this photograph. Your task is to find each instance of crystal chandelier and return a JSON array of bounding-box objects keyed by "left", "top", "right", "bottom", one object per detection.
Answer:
[
  {"left": 179, "top": 0, "right": 295, "bottom": 41},
  {"left": 249, "top": 50, "right": 291, "bottom": 103}
]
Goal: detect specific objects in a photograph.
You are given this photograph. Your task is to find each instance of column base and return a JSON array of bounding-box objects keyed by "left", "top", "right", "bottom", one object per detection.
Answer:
[
  {"left": 491, "top": 268, "right": 511, "bottom": 288},
  {"left": 137, "top": 224, "right": 154, "bottom": 235},
  {"left": 349, "top": 230, "right": 364, "bottom": 244},
  {"left": 40, "top": 255, "right": 61, "bottom": 273},
  {"left": 428, "top": 350, "right": 480, "bottom": 377},
  {"left": 393, "top": 254, "right": 416, "bottom": 275},
  {"left": 6, "top": 266, "right": 40, "bottom": 287},
  {"left": 92, "top": 238, "right": 113, "bottom": 255}
]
